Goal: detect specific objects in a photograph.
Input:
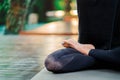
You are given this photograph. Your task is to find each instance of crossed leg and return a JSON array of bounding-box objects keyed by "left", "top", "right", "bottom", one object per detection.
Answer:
[{"left": 45, "top": 48, "right": 96, "bottom": 73}]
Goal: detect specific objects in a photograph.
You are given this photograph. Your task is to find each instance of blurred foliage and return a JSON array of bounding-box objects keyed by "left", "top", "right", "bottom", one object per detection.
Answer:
[
  {"left": 0, "top": 0, "right": 10, "bottom": 24},
  {"left": 31, "top": 0, "right": 72, "bottom": 22},
  {"left": 54, "top": 0, "right": 65, "bottom": 10},
  {"left": 31, "top": 0, "right": 47, "bottom": 22},
  {"left": 1, "top": 0, "right": 77, "bottom": 34},
  {"left": 5, "top": 0, "right": 31, "bottom": 34},
  {"left": 0, "top": 0, "right": 77, "bottom": 25}
]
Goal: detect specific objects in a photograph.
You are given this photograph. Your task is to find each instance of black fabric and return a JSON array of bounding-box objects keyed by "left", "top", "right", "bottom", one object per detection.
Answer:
[
  {"left": 77, "top": 0, "right": 120, "bottom": 49},
  {"left": 89, "top": 47, "right": 120, "bottom": 66},
  {"left": 45, "top": 48, "right": 95, "bottom": 73},
  {"left": 45, "top": 0, "right": 120, "bottom": 73},
  {"left": 111, "top": 0, "right": 120, "bottom": 48},
  {"left": 45, "top": 48, "right": 120, "bottom": 73}
]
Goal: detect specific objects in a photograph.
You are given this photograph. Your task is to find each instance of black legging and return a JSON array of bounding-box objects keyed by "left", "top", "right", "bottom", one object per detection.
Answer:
[
  {"left": 45, "top": 47, "right": 120, "bottom": 73},
  {"left": 45, "top": 0, "right": 120, "bottom": 73}
]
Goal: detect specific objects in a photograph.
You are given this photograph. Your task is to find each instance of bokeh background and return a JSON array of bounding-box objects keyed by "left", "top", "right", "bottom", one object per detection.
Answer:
[
  {"left": 0, "top": 0, "right": 78, "bottom": 34},
  {"left": 0, "top": 0, "right": 78, "bottom": 80}
]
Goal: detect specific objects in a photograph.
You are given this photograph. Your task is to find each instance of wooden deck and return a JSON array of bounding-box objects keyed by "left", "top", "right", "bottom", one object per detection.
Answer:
[
  {"left": 0, "top": 20, "right": 78, "bottom": 80},
  {"left": 0, "top": 35, "right": 78, "bottom": 80},
  {"left": 20, "top": 21, "right": 78, "bottom": 35}
]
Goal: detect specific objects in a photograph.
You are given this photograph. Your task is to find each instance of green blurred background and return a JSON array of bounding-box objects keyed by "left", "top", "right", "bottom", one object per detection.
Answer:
[{"left": 0, "top": 0, "right": 77, "bottom": 34}]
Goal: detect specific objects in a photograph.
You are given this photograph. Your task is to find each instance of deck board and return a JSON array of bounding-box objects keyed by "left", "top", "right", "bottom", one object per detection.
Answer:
[{"left": 0, "top": 35, "right": 77, "bottom": 80}]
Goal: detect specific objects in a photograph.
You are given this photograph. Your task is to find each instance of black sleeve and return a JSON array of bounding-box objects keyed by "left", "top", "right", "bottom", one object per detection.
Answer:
[{"left": 89, "top": 47, "right": 120, "bottom": 65}]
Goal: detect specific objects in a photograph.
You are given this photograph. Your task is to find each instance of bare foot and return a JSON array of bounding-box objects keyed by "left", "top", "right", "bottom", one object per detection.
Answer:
[{"left": 62, "top": 39, "right": 95, "bottom": 55}]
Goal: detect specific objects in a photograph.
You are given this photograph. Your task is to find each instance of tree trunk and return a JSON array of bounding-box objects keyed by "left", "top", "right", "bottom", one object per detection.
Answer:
[
  {"left": 5, "top": 0, "right": 31, "bottom": 34},
  {"left": 65, "top": 0, "right": 72, "bottom": 15}
]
